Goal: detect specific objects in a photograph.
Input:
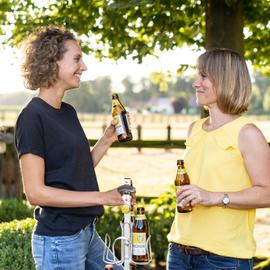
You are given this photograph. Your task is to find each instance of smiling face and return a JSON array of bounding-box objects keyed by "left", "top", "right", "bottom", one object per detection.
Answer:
[
  {"left": 192, "top": 71, "right": 217, "bottom": 107},
  {"left": 56, "top": 40, "right": 87, "bottom": 90}
]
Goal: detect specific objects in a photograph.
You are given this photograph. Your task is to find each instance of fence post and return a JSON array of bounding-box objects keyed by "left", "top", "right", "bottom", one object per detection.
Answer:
[
  {"left": 137, "top": 125, "right": 142, "bottom": 153},
  {"left": 167, "top": 125, "right": 171, "bottom": 142}
]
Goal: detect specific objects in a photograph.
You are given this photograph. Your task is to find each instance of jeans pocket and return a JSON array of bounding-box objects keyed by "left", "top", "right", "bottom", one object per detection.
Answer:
[
  {"left": 205, "top": 254, "right": 238, "bottom": 270},
  {"left": 52, "top": 229, "right": 83, "bottom": 244},
  {"left": 32, "top": 234, "right": 45, "bottom": 270}
]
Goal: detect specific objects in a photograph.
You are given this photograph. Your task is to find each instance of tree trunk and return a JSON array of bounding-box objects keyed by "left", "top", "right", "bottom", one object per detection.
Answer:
[
  {"left": 205, "top": 0, "right": 244, "bottom": 54},
  {"left": 201, "top": 0, "right": 244, "bottom": 117}
]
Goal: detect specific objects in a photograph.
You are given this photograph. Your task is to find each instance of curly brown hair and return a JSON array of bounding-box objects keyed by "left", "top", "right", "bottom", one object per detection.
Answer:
[{"left": 21, "top": 27, "right": 76, "bottom": 90}]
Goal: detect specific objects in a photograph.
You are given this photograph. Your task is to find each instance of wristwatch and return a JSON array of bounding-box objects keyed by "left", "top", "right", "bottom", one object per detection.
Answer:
[{"left": 222, "top": 193, "right": 230, "bottom": 207}]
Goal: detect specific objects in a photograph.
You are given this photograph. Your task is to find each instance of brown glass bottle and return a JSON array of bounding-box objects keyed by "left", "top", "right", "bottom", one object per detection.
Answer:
[
  {"left": 175, "top": 159, "right": 192, "bottom": 213},
  {"left": 132, "top": 206, "right": 150, "bottom": 263},
  {"left": 112, "top": 93, "right": 133, "bottom": 142}
]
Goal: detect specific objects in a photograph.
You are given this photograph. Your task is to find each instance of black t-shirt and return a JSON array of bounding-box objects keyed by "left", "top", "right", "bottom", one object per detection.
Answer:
[{"left": 15, "top": 97, "right": 104, "bottom": 236}]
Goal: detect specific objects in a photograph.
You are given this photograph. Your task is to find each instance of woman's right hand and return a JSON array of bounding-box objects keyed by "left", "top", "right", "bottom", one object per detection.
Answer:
[{"left": 103, "top": 188, "right": 124, "bottom": 206}]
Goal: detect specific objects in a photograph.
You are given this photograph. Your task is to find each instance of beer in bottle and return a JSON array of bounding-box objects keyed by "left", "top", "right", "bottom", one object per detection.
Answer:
[
  {"left": 112, "top": 93, "right": 133, "bottom": 142},
  {"left": 104, "top": 264, "right": 113, "bottom": 269},
  {"left": 132, "top": 206, "right": 150, "bottom": 262},
  {"left": 175, "top": 159, "right": 192, "bottom": 213}
]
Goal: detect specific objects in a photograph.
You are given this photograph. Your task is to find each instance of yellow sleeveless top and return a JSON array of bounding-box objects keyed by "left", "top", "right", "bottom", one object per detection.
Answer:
[{"left": 167, "top": 116, "right": 256, "bottom": 258}]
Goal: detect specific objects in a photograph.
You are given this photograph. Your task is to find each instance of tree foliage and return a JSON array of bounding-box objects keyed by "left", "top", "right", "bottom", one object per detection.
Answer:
[{"left": 1, "top": 0, "right": 270, "bottom": 75}]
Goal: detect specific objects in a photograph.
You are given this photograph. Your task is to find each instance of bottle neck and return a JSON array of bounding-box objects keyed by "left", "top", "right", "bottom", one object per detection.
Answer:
[
  {"left": 112, "top": 97, "right": 125, "bottom": 111},
  {"left": 177, "top": 165, "right": 186, "bottom": 174},
  {"left": 135, "top": 212, "right": 146, "bottom": 220}
]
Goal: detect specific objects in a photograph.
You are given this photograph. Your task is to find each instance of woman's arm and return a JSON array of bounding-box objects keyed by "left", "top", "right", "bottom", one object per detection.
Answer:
[
  {"left": 177, "top": 124, "right": 270, "bottom": 209},
  {"left": 91, "top": 121, "right": 117, "bottom": 167},
  {"left": 20, "top": 153, "right": 123, "bottom": 207},
  {"left": 226, "top": 123, "right": 270, "bottom": 208}
]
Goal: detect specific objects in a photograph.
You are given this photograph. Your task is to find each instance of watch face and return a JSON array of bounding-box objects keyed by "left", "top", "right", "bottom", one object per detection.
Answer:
[{"left": 223, "top": 194, "right": 230, "bottom": 205}]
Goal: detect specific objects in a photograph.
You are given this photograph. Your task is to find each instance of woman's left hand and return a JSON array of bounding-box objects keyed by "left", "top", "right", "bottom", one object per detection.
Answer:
[{"left": 176, "top": 184, "right": 214, "bottom": 208}]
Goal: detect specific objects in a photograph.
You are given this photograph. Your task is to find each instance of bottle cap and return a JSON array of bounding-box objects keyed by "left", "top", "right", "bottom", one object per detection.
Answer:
[{"left": 177, "top": 159, "right": 184, "bottom": 165}]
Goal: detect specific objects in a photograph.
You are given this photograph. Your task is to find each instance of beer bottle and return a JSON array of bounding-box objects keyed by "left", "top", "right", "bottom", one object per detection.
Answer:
[
  {"left": 112, "top": 93, "right": 133, "bottom": 142},
  {"left": 104, "top": 264, "right": 113, "bottom": 269},
  {"left": 132, "top": 206, "right": 150, "bottom": 262},
  {"left": 175, "top": 159, "right": 192, "bottom": 213}
]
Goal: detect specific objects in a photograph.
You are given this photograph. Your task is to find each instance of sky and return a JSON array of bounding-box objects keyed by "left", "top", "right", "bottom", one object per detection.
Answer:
[{"left": 0, "top": 44, "right": 201, "bottom": 94}]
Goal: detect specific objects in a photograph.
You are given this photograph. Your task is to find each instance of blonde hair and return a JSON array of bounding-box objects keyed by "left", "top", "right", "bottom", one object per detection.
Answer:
[{"left": 197, "top": 48, "right": 251, "bottom": 114}]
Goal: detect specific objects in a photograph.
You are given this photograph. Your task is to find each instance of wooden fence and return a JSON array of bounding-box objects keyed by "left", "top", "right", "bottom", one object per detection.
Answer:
[
  {"left": 1, "top": 111, "right": 270, "bottom": 199},
  {"left": 0, "top": 124, "right": 186, "bottom": 199}
]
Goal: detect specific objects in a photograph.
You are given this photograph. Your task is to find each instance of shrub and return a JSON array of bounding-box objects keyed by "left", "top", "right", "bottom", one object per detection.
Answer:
[
  {"left": 1, "top": 194, "right": 270, "bottom": 270},
  {"left": 96, "top": 206, "right": 123, "bottom": 257},
  {"left": 0, "top": 218, "right": 35, "bottom": 270},
  {"left": 147, "top": 185, "right": 175, "bottom": 265},
  {"left": 0, "top": 199, "right": 34, "bottom": 222}
]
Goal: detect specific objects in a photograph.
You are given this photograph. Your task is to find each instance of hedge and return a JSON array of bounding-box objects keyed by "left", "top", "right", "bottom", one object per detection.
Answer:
[
  {"left": 0, "top": 218, "right": 35, "bottom": 270},
  {"left": 0, "top": 199, "right": 34, "bottom": 222},
  {"left": 1, "top": 190, "right": 270, "bottom": 269}
]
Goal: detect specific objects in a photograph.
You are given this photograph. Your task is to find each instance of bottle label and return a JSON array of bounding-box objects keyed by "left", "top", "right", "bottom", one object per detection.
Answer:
[
  {"left": 132, "top": 232, "right": 147, "bottom": 255},
  {"left": 113, "top": 114, "right": 125, "bottom": 136},
  {"left": 112, "top": 99, "right": 125, "bottom": 110},
  {"left": 122, "top": 194, "right": 131, "bottom": 214},
  {"left": 135, "top": 214, "right": 146, "bottom": 220},
  {"left": 177, "top": 168, "right": 186, "bottom": 174},
  {"left": 124, "top": 113, "right": 131, "bottom": 132},
  {"left": 112, "top": 99, "right": 119, "bottom": 107}
]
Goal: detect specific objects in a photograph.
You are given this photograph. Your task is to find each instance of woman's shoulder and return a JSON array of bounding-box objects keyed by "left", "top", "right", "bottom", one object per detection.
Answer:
[
  {"left": 62, "top": 101, "right": 76, "bottom": 111},
  {"left": 17, "top": 98, "right": 40, "bottom": 118},
  {"left": 239, "top": 122, "right": 266, "bottom": 142},
  {"left": 187, "top": 117, "right": 207, "bottom": 137}
]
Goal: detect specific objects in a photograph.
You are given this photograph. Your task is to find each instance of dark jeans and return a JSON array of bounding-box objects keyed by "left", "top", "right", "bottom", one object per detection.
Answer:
[{"left": 167, "top": 242, "right": 253, "bottom": 270}]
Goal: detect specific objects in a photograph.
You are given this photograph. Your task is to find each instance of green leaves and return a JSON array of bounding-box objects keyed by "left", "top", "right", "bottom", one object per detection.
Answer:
[
  {"left": 0, "top": 218, "right": 36, "bottom": 270},
  {"left": 1, "top": 0, "right": 270, "bottom": 75}
]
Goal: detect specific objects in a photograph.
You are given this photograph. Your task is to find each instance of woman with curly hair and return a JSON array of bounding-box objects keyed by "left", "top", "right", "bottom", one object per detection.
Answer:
[{"left": 15, "top": 26, "right": 124, "bottom": 270}]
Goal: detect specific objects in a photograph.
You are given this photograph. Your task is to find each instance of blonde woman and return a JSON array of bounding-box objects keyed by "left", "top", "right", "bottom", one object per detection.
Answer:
[{"left": 167, "top": 49, "right": 270, "bottom": 270}]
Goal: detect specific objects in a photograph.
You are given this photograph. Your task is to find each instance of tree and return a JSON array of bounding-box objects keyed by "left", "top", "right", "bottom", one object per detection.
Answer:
[
  {"left": 263, "top": 87, "right": 270, "bottom": 113},
  {"left": 1, "top": 0, "right": 270, "bottom": 75},
  {"left": 64, "top": 76, "right": 112, "bottom": 113}
]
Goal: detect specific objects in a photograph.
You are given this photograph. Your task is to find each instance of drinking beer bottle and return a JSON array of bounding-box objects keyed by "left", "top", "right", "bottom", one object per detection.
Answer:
[
  {"left": 175, "top": 159, "right": 192, "bottom": 213},
  {"left": 132, "top": 206, "right": 150, "bottom": 262},
  {"left": 112, "top": 93, "right": 133, "bottom": 142}
]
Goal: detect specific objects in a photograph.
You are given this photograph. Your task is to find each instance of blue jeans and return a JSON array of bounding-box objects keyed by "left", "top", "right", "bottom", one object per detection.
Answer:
[
  {"left": 32, "top": 222, "right": 124, "bottom": 270},
  {"left": 167, "top": 243, "right": 253, "bottom": 270}
]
